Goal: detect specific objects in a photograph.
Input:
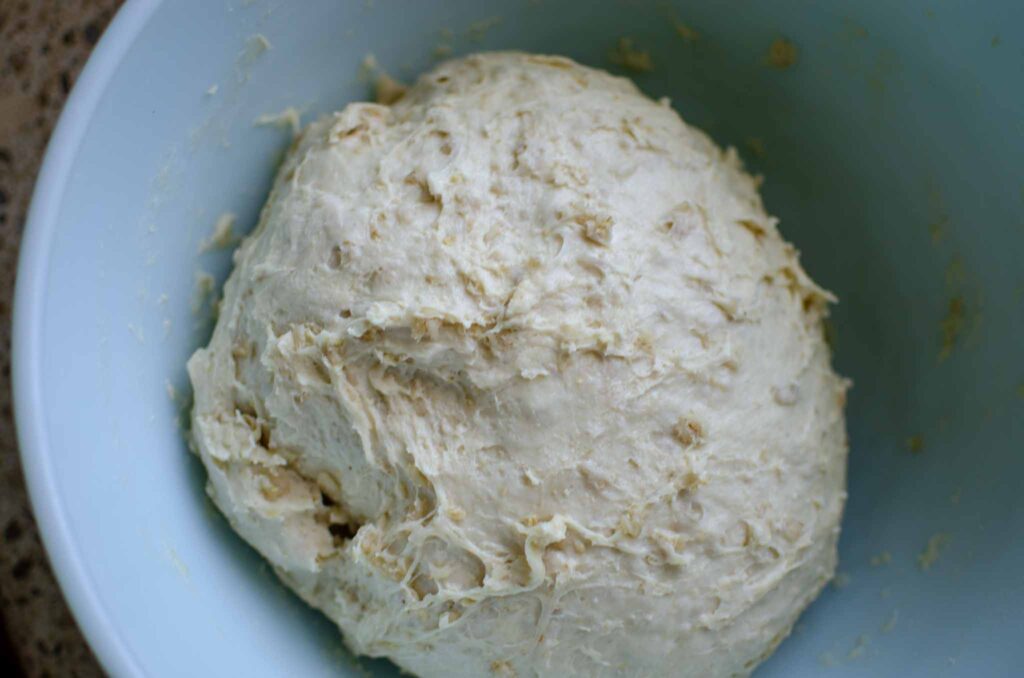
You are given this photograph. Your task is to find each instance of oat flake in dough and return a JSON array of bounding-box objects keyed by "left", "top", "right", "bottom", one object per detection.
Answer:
[{"left": 188, "top": 52, "right": 848, "bottom": 677}]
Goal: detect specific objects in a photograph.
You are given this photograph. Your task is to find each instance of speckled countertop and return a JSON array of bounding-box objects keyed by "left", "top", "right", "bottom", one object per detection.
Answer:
[{"left": 0, "top": 1, "right": 122, "bottom": 675}]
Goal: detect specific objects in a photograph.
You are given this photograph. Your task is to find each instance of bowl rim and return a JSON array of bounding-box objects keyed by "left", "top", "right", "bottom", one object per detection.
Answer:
[{"left": 11, "top": 1, "right": 163, "bottom": 675}]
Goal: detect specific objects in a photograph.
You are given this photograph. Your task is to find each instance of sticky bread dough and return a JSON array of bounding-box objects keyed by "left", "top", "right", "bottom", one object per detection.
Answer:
[{"left": 187, "top": 52, "right": 848, "bottom": 677}]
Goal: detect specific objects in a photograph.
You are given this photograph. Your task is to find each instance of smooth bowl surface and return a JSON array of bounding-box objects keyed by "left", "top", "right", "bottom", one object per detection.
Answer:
[{"left": 13, "top": 1, "right": 1024, "bottom": 676}]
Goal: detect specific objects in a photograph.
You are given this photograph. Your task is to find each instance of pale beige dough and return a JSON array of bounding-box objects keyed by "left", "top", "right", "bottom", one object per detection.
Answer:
[{"left": 188, "top": 52, "right": 848, "bottom": 678}]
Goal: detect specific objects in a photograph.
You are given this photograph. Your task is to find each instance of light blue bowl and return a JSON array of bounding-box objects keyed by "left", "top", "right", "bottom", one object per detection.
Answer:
[{"left": 13, "top": 0, "right": 1023, "bottom": 675}]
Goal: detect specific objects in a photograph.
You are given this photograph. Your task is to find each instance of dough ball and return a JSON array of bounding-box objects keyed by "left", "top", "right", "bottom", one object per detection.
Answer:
[{"left": 188, "top": 52, "right": 848, "bottom": 678}]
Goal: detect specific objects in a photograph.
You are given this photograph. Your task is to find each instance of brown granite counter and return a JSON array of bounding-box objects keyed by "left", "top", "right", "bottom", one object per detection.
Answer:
[{"left": 0, "top": 1, "right": 123, "bottom": 675}]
